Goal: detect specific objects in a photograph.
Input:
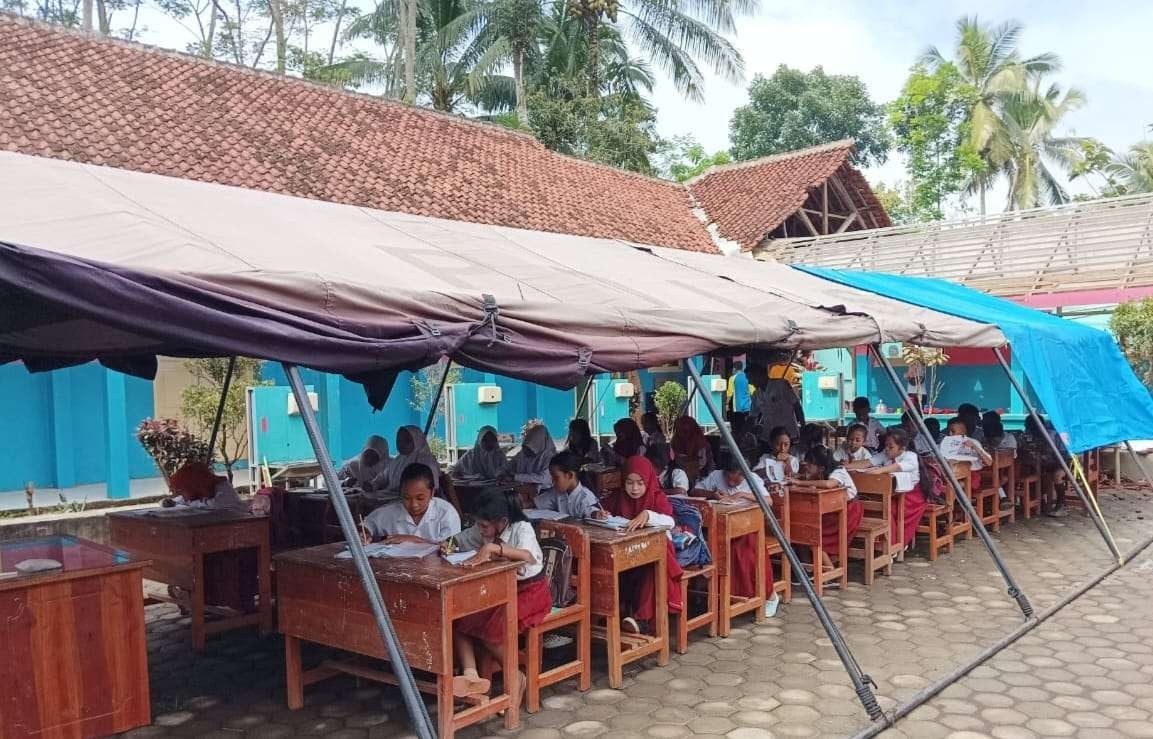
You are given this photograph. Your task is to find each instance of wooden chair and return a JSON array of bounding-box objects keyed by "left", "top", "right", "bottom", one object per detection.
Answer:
[
  {"left": 1015, "top": 453, "right": 1042, "bottom": 519},
  {"left": 482, "top": 521, "right": 591, "bottom": 714},
  {"left": 988, "top": 450, "right": 1016, "bottom": 527},
  {"left": 848, "top": 472, "right": 895, "bottom": 586},
  {"left": 768, "top": 492, "right": 791, "bottom": 604},
  {"left": 949, "top": 461, "right": 975, "bottom": 541},
  {"left": 673, "top": 498, "right": 719, "bottom": 654},
  {"left": 972, "top": 457, "right": 1004, "bottom": 532}
]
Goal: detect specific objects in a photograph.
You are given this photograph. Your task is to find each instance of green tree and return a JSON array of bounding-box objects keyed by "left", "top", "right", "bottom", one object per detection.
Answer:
[
  {"left": 1111, "top": 299, "right": 1153, "bottom": 389},
  {"left": 181, "top": 358, "right": 269, "bottom": 479},
  {"left": 871, "top": 181, "right": 916, "bottom": 225},
  {"left": 656, "top": 134, "right": 731, "bottom": 182},
  {"left": 728, "top": 65, "right": 890, "bottom": 165},
  {"left": 1106, "top": 141, "right": 1153, "bottom": 195},
  {"left": 653, "top": 381, "right": 687, "bottom": 437},
  {"left": 889, "top": 62, "right": 981, "bottom": 221},
  {"left": 921, "top": 16, "right": 1060, "bottom": 214},
  {"left": 409, "top": 361, "right": 463, "bottom": 460},
  {"left": 486, "top": 0, "right": 542, "bottom": 124},
  {"left": 996, "top": 80, "right": 1087, "bottom": 209}
]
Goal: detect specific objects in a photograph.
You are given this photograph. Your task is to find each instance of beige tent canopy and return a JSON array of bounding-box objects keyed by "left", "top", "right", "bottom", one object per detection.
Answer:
[{"left": 0, "top": 151, "right": 1001, "bottom": 392}]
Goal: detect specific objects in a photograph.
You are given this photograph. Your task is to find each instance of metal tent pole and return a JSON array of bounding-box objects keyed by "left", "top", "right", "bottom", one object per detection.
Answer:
[
  {"left": 992, "top": 347, "right": 1121, "bottom": 562},
  {"left": 207, "top": 356, "right": 237, "bottom": 458},
  {"left": 871, "top": 345, "right": 1033, "bottom": 618},
  {"left": 1124, "top": 441, "right": 1153, "bottom": 489},
  {"left": 685, "top": 360, "right": 883, "bottom": 720},
  {"left": 423, "top": 358, "right": 452, "bottom": 437},
  {"left": 283, "top": 364, "right": 437, "bottom": 739},
  {"left": 575, "top": 377, "right": 594, "bottom": 420}
]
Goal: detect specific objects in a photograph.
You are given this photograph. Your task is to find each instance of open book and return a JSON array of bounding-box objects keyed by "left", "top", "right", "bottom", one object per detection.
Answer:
[
  {"left": 336, "top": 542, "right": 439, "bottom": 560},
  {"left": 583, "top": 515, "right": 634, "bottom": 530},
  {"left": 525, "top": 508, "right": 567, "bottom": 521}
]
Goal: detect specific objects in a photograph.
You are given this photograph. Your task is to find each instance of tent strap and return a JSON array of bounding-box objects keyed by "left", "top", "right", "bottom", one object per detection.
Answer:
[
  {"left": 871, "top": 345, "right": 1034, "bottom": 619},
  {"left": 283, "top": 363, "right": 437, "bottom": 739},
  {"left": 991, "top": 347, "right": 1121, "bottom": 563},
  {"left": 684, "top": 361, "right": 883, "bottom": 721}
]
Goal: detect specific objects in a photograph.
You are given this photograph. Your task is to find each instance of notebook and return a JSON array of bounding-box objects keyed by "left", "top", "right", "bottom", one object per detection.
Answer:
[
  {"left": 336, "top": 542, "right": 438, "bottom": 560},
  {"left": 525, "top": 509, "right": 567, "bottom": 521},
  {"left": 584, "top": 515, "right": 634, "bottom": 530},
  {"left": 444, "top": 550, "right": 477, "bottom": 565}
]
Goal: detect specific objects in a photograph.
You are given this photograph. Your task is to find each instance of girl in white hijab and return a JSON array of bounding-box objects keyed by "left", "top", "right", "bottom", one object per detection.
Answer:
[
  {"left": 339, "top": 435, "right": 391, "bottom": 492},
  {"left": 372, "top": 425, "right": 440, "bottom": 497},
  {"left": 504, "top": 424, "right": 556, "bottom": 488},
  {"left": 454, "top": 425, "right": 507, "bottom": 479}
]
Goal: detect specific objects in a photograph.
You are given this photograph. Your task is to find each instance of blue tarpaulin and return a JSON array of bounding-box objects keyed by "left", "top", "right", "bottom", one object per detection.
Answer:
[{"left": 798, "top": 266, "right": 1153, "bottom": 453}]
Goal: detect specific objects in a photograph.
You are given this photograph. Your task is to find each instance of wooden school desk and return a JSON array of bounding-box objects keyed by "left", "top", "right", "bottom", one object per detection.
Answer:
[
  {"left": 108, "top": 507, "right": 272, "bottom": 651},
  {"left": 711, "top": 499, "right": 767, "bottom": 636},
  {"left": 581, "top": 524, "right": 669, "bottom": 689},
  {"left": 275, "top": 545, "right": 522, "bottom": 739},
  {"left": 786, "top": 485, "right": 849, "bottom": 595},
  {"left": 0, "top": 536, "right": 151, "bottom": 738}
]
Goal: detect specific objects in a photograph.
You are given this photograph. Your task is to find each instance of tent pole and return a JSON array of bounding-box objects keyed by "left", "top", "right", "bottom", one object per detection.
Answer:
[
  {"left": 685, "top": 360, "right": 883, "bottom": 720},
  {"left": 283, "top": 364, "right": 437, "bottom": 739},
  {"left": 575, "top": 377, "right": 594, "bottom": 420},
  {"left": 207, "top": 356, "right": 237, "bottom": 459},
  {"left": 992, "top": 347, "right": 1121, "bottom": 562},
  {"left": 871, "top": 345, "right": 1034, "bottom": 618},
  {"left": 422, "top": 358, "right": 451, "bottom": 438},
  {"left": 1124, "top": 441, "right": 1153, "bottom": 489}
]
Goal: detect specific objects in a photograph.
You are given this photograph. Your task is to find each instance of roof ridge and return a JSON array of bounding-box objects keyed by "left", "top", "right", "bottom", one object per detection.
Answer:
[
  {"left": 547, "top": 149, "right": 684, "bottom": 189},
  {"left": 686, "top": 139, "right": 856, "bottom": 185},
  {"left": 0, "top": 11, "right": 543, "bottom": 147}
]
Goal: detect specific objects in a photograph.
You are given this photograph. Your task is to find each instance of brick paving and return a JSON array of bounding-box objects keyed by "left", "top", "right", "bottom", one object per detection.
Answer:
[{"left": 118, "top": 487, "right": 1153, "bottom": 739}]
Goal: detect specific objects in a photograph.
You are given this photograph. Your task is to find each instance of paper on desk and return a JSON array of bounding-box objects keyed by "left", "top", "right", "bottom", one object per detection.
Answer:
[
  {"left": 143, "top": 506, "right": 213, "bottom": 517},
  {"left": 525, "top": 508, "right": 567, "bottom": 521},
  {"left": 444, "top": 550, "right": 477, "bottom": 565},
  {"left": 336, "top": 542, "right": 439, "bottom": 559},
  {"left": 584, "top": 515, "right": 633, "bottom": 530}
]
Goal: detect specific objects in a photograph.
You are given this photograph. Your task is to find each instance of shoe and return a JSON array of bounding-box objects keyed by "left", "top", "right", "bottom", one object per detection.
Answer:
[
  {"left": 621, "top": 616, "right": 641, "bottom": 634},
  {"left": 452, "top": 672, "right": 490, "bottom": 698},
  {"left": 543, "top": 633, "right": 574, "bottom": 649},
  {"left": 1048, "top": 506, "right": 1069, "bottom": 518},
  {"left": 763, "top": 593, "right": 780, "bottom": 618}
]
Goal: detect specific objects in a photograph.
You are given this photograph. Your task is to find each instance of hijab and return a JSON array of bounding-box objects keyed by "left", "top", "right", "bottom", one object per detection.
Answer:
[
  {"left": 508, "top": 424, "right": 557, "bottom": 475},
  {"left": 565, "top": 418, "right": 596, "bottom": 459},
  {"left": 612, "top": 418, "right": 645, "bottom": 459},
  {"left": 340, "top": 435, "right": 390, "bottom": 488},
  {"left": 455, "top": 425, "right": 507, "bottom": 479},
  {"left": 607, "top": 456, "right": 674, "bottom": 519},
  {"left": 169, "top": 462, "right": 222, "bottom": 501},
  {"left": 671, "top": 416, "right": 708, "bottom": 458},
  {"left": 376, "top": 425, "right": 439, "bottom": 492}
]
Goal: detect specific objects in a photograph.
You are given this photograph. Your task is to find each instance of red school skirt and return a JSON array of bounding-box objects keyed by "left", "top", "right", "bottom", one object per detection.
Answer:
[
  {"left": 621, "top": 540, "right": 684, "bottom": 620},
  {"left": 890, "top": 484, "right": 928, "bottom": 550},
  {"left": 822, "top": 498, "right": 864, "bottom": 556},
  {"left": 730, "top": 532, "right": 775, "bottom": 597},
  {"left": 456, "top": 577, "right": 552, "bottom": 646}
]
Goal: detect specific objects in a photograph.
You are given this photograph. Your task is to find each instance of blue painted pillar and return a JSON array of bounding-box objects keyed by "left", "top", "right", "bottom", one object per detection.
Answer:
[
  {"left": 1008, "top": 350, "right": 1026, "bottom": 416},
  {"left": 854, "top": 349, "right": 870, "bottom": 416},
  {"left": 105, "top": 370, "right": 130, "bottom": 499},
  {"left": 323, "top": 373, "right": 343, "bottom": 460},
  {"left": 50, "top": 369, "right": 77, "bottom": 490}
]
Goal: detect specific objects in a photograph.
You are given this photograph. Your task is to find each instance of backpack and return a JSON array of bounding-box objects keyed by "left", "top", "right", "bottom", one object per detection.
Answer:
[
  {"left": 917, "top": 453, "right": 947, "bottom": 505},
  {"left": 668, "top": 496, "right": 712, "bottom": 568},
  {"left": 538, "top": 535, "right": 575, "bottom": 608}
]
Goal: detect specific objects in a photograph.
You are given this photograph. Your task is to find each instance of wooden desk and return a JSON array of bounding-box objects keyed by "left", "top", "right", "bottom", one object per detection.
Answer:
[
  {"left": 712, "top": 500, "right": 766, "bottom": 636},
  {"left": 444, "top": 480, "right": 531, "bottom": 518},
  {"left": 108, "top": 508, "right": 272, "bottom": 651},
  {"left": 275, "top": 545, "right": 522, "bottom": 738},
  {"left": 581, "top": 465, "right": 621, "bottom": 498},
  {"left": 787, "top": 486, "right": 848, "bottom": 595},
  {"left": 0, "top": 536, "right": 151, "bottom": 738},
  {"left": 581, "top": 525, "right": 669, "bottom": 688}
]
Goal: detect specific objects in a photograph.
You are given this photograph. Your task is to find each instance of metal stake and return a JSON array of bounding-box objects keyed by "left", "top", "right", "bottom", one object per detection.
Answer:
[
  {"left": 685, "top": 361, "right": 883, "bottom": 720},
  {"left": 283, "top": 364, "right": 437, "bottom": 739},
  {"left": 1124, "top": 441, "right": 1153, "bottom": 489},
  {"left": 993, "top": 347, "right": 1121, "bottom": 561},
  {"left": 871, "top": 345, "right": 1034, "bottom": 618},
  {"left": 422, "top": 358, "right": 451, "bottom": 437},
  {"left": 207, "top": 356, "right": 237, "bottom": 458}
]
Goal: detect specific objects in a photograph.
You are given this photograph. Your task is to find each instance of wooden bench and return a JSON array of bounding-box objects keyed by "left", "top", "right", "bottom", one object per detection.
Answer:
[
  {"left": 848, "top": 472, "right": 897, "bottom": 586},
  {"left": 673, "top": 497, "right": 719, "bottom": 653},
  {"left": 917, "top": 460, "right": 972, "bottom": 561}
]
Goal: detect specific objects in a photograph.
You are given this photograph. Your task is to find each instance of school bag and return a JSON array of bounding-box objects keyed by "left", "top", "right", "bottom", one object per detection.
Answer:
[
  {"left": 668, "top": 496, "right": 712, "bottom": 569},
  {"left": 917, "top": 453, "right": 947, "bottom": 505},
  {"left": 538, "top": 535, "right": 576, "bottom": 608}
]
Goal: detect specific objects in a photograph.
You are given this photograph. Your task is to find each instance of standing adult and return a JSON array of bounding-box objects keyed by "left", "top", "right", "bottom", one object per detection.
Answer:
[
  {"left": 728, "top": 361, "right": 752, "bottom": 434},
  {"left": 747, "top": 363, "right": 805, "bottom": 446}
]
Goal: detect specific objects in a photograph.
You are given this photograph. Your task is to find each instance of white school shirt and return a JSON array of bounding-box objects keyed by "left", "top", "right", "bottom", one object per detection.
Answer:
[
  {"left": 996, "top": 434, "right": 1018, "bottom": 457},
  {"left": 859, "top": 418, "right": 887, "bottom": 450},
  {"left": 664, "top": 468, "right": 690, "bottom": 493},
  {"left": 754, "top": 454, "right": 799, "bottom": 484},
  {"left": 833, "top": 446, "right": 872, "bottom": 464},
  {"left": 455, "top": 520, "right": 543, "bottom": 580},
  {"left": 697, "top": 469, "right": 768, "bottom": 497},
  {"left": 829, "top": 467, "right": 858, "bottom": 500},
  {"left": 873, "top": 450, "right": 920, "bottom": 492},
  {"left": 534, "top": 483, "right": 601, "bottom": 520},
  {"left": 362, "top": 497, "right": 461, "bottom": 542},
  {"left": 943, "top": 436, "right": 988, "bottom": 472}
]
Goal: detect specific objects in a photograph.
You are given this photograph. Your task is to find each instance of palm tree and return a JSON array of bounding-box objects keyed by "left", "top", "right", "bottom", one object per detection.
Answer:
[
  {"left": 994, "top": 81, "right": 1088, "bottom": 210},
  {"left": 1108, "top": 142, "right": 1153, "bottom": 194},
  {"left": 486, "top": 0, "right": 542, "bottom": 124},
  {"left": 419, "top": 0, "right": 516, "bottom": 113},
  {"left": 565, "top": 0, "right": 755, "bottom": 101},
  {"left": 922, "top": 16, "right": 1060, "bottom": 214}
]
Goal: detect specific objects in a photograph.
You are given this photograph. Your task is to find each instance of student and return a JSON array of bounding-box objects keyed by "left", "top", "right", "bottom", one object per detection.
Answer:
[
  {"left": 450, "top": 489, "right": 550, "bottom": 699},
  {"left": 901, "top": 413, "right": 934, "bottom": 454},
  {"left": 794, "top": 423, "right": 827, "bottom": 458},
  {"left": 641, "top": 412, "right": 666, "bottom": 447},
  {"left": 693, "top": 455, "right": 769, "bottom": 502},
  {"left": 788, "top": 447, "right": 864, "bottom": 573},
  {"left": 504, "top": 424, "right": 556, "bottom": 488},
  {"left": 169, "top": 462, "right": 246, "bottom": 511},
  {"left": 851, "top": 397, "right": 887, "bottom": 451},
  {"left": 834, "top": 424, "right": 873, "bottom": 469},
  {"left": 339, "top": 435, "right": 391, "bottom": 492},
  {"left": 754, "top": 426, "right": 799, "bottom": 484},
  {"left": 1022, "top": 416, "right": 1068, "bottom": 517},
  {"left": 861, "top": 428, "right": 926, "bottom": 554},
  {"left": 373, "top": 425, "right": 440, "bottom": 498},
  {"left": 609, "top": 417, "right": 646, "bottom": 464},
  {"left": 671, "top": 416, "right": 713, "bottom": 474},
  {"left": 563, "top": 418, "right": 601, "bottom": 464},
  {"left": 361, "top": 463, "right": 461, "bottom": 544},
  {"left": 943, "top": 416, "right": 993, "bottom": 491},
  {"left": 647, "top": 443, "right": 690, "bottom": 495},
  {"left": 591, "top": 456, "right": 683, "bottom": 633},
  {"left": 536, "top": 451, "right": 602, "bottom": 520},
  {"left": 924, "top": 417, "right": 943, "bottom": 445},
  {"left": 748, "top": 363, "right": 804, "bottom": 445},
  {"left": 958, "top": 403, "right": 985, "bottom": 442},
  {"left": 454, "top": 425, "right": 508, "bottom": 479},
  {"left": 727, "top": 360, "right": 752, "bottom": 434},
  {"left": 983, "top": 416, "right": 1017, "bottom": 456}
]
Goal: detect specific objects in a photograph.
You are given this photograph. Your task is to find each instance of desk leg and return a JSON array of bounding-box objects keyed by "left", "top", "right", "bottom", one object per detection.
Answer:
[
  {"left": 606, "top": 570, "right": 624, "bottom": 689},
  {"left": 811, "top": 546, "right": 823, "bottom": 598},
  {"left": 655, "top": 558, "right": 669, "bottom": 667},
  {"left": 718, "top": 536, "right": 732, "bottom": 638},
  {"left": 258, "top": 542, "right": 273, "bottom": 635},
  {"left": 503, "top": 580, "right": 521, "bottom": 730},
  {"left": 838, "top": 509, "right": 848, "bottom": 590},
  {"left": 754, "top": 526, "right": 767, "bottom": 624},
  {"left": 191, "top": 553, "right": 206, "bottom": 652},
  {"left": 285, "top": 635, "right": 304, "bottom": 710},
  {"left": 897, "top": 495, "right": 907, "bottom": 562},
  {"left": 437, "top": 673, "right": 455, "bottom": 739}
]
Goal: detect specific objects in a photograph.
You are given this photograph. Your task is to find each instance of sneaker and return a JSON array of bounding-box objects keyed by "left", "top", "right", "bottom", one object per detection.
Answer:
[
  {"left": 621, "top": 616, "right": 641, "bottom": 634},
  {"left": 763, "top": 593, "right": 780, "bottom": 618},
  {"left": 1048, "top": 506, "right": 1069, "bottom": 518},
  {"left": 543, "top": 633, "right": 574, "bottom": 649}
]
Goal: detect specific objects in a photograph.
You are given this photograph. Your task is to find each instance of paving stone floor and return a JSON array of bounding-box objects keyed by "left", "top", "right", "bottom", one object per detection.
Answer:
[{"left": 119, "top": 487, "right": 1153, "bottom": 739}]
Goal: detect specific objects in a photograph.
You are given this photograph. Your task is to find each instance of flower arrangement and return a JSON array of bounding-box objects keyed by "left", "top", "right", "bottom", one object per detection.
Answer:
[{"left": 136, "top": 418, "right": 212, "bottom": 483}]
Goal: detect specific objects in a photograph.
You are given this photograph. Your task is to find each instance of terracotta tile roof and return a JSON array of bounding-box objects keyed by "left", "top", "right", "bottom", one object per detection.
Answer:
[
  {"left": 688, "top": 140, "right": 891, "bottom": 251},
  {"left": 0, "top": 14, "right": 718, "bottom": 252}
]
